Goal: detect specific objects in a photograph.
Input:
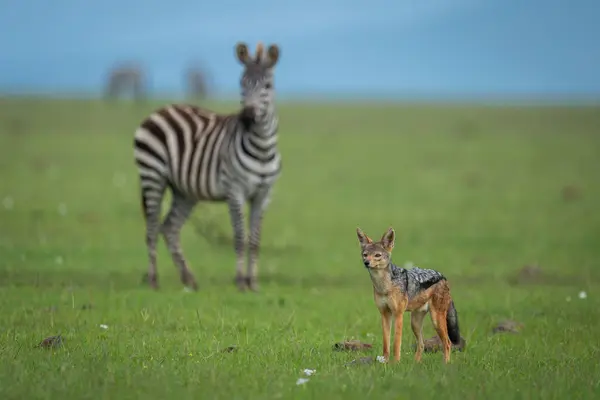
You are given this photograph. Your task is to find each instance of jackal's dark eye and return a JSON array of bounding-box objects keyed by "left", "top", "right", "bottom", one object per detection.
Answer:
[
  {"left": 362, "top": 252, "right": 368, "bottom": 258},
  {"left": 374, "top": 253, "right": 382, "bottom": 258},
  {"left": 264, "top": 82, "right": 272, "bottom": 89}
]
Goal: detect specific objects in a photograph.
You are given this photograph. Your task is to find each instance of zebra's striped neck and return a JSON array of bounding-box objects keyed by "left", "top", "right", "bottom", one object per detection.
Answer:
[
  {"left": 239, "top": 107, "right": 279, "bottom": 161},
  {"left": 250, "top": 106, "right": 278, "bottom": 138}
]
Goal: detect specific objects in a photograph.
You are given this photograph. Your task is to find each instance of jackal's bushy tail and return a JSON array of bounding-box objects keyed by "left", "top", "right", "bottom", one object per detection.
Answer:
[{"left": 446, "top": 300, "right": 461, "bottom": 345}]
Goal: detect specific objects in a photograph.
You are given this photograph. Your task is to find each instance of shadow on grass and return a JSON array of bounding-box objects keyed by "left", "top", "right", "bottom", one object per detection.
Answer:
[
  {"left": 189, "top": 215, "right": 303, "bottom": 257},
  {"left": 2, "top": 265, "right": 599, "bottom": 293},
  {"left": 0, "top": 258, "right": 600, "bottom": 290},
  {"left": 0, "top": 268, "right": 367, "bottom": 291}
]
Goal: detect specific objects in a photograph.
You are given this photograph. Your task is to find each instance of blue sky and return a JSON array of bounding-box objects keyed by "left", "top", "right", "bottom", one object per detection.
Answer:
[{"left": 0, "top": 0, "right": 598, "bottom": 100}]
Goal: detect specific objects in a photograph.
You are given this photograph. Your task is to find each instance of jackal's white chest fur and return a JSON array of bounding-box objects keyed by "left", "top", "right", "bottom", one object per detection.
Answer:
[
  {"left": 369, "top": 269, "right": 398, "bottom": 311},
  {"left": 374, "top": 294, "right": 391, "bottom": 309},
  {"left": 368, "top": 269, "right": 393, "bottom": 295}
]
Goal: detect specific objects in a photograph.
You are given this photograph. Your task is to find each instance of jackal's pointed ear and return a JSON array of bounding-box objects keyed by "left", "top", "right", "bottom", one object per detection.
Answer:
[
  {"left": 264, "top": 44, "right": 280, "bottom": 68},
  {"left": 381, "top": 227, "right": 395, "bottom": 252},
  {"left": 356, "top": 227, "right": 373, "bottom": 247},
  {"left": 235, "top": 42, "right": 250, "bottom": 65}
]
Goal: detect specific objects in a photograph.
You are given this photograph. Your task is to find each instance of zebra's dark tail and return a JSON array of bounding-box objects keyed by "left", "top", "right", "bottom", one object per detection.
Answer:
[{"left": 446, "top": 300, "right": 461, "bottom": 345}]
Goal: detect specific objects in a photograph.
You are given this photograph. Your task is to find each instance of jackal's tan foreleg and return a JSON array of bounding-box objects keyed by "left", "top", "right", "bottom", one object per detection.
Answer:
[
  {"left": 411, "top": 310, "right": 427, "bottom": 362},
  {"left": 393, "top": 311, "right": 404, "bottom": 362},
  {"left": 380, "top": 308, "right": 392, "bottom": 361}
]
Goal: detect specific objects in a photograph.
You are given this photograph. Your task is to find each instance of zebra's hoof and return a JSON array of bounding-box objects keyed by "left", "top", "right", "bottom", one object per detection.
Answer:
[
  {"left": 246, "top": 277, "right": 260, "bottom": 293},
  {"left": 235, "top": 275, "right": 248, "bottom": 291},
  {"left": 142, "top": 273, "right": 159, "bottom": 290},
  {"left": 181, "top": 271, "right": 198, "bottom": 291},
  {"left": 183, "top": 282, "right": 198, "bottom": 292}
]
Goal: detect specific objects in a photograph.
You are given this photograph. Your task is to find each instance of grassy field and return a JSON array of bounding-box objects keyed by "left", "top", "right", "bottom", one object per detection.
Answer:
[{"left": 1, "top": 96, "right": 599, "bottom": 399}]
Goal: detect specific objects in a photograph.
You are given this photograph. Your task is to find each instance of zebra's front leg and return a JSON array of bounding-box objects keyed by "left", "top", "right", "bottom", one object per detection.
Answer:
[
  {"left": 227, "top": 191, "right": 247, "bottom": 291},
  {"left": 161, "top": 194, "right": 198, "bottom": 291},
  {"left": 246, "top": 186, "right": 272, "bottom": 292},
  {"left": 143, "top": 210, "right": 161, "bottom": 290}
]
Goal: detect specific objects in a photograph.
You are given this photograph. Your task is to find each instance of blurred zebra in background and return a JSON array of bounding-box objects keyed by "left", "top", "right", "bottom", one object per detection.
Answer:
[
  {"left": 133, "top": 42, "right": 282, "bottom": 292},
  {"left": 184, "top": 65, "right": 210, "bottom": 102},
  {"left": 104, "top": 63, "right": 146, "bottom": 102}
]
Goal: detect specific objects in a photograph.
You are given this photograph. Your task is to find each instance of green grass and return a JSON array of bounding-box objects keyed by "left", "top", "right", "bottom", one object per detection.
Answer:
[{"left": 1, "top": 96, "right": 600, "bottom": 399}]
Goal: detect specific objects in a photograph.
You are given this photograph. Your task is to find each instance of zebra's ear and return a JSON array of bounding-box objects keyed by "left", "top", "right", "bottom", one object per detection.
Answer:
[
  {"left": 235, "top": 42, "right": 250, "bottom": 65},
  {"left": 264, "top": 44, "right": 280, "bottom": 68},
  {"left": 254, "top": 42, "right": 264, "bottom": 64}
]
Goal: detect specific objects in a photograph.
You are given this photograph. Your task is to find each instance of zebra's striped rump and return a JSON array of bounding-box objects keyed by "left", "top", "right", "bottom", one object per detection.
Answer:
[{"left": 134, "top": 105, "right": 236, "bottom": 202}]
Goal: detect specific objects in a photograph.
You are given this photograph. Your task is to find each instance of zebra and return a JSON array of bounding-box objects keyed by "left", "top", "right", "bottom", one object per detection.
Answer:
[
  {"left": 184, "top": 65, "right": 210, "bottom": 102},
  {"left": 105, "top": 63, "right": 146, "bottom": 102},
  {"left": 133, "top": 42, "right": 282, "bottom": 292}
]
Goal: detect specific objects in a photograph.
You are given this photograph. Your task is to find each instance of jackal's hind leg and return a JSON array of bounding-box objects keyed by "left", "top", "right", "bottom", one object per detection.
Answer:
[
  {"left": 430, "top": 302, "right": 452, "bottom": 363},
  {"left": 411, "top": 310, "right": 427, "bottom": 362}
]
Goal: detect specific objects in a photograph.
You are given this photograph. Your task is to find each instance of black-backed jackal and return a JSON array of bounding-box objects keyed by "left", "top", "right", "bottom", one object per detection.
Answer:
[{"left": 356, "top": 227, "right": 461, "bottom": 363}]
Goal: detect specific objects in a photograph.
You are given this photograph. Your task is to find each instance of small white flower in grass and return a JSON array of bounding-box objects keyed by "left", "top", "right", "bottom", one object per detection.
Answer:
[
  {"left": 2, "top": 196, "right": 14, "bottom": 210},
  {"left": 303, "top": 369, "right": 316, "bottom": 376},
  {"left": 566, "top": 296, "right": 571, "bottom": 302},
  {"left": 296, "top": 378, "right": 309, "bottom": 385},
  {"left": 578, "top": 291, "right": 587, "bottom": 299},
  {"left": 376, "top": 355, "right": 387, "bottom": 363},
  {"left": 58, "top": 203, "right": 68, "bottom": 216},
  {"left": 55, "top": 256, "right": 64, "bottom": 265},
  {"left": 366, "top": 333, "right": 375, "bottom": 338},
  {"left": 100, "top": 324, "right": 109, "bottom": 330}
]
